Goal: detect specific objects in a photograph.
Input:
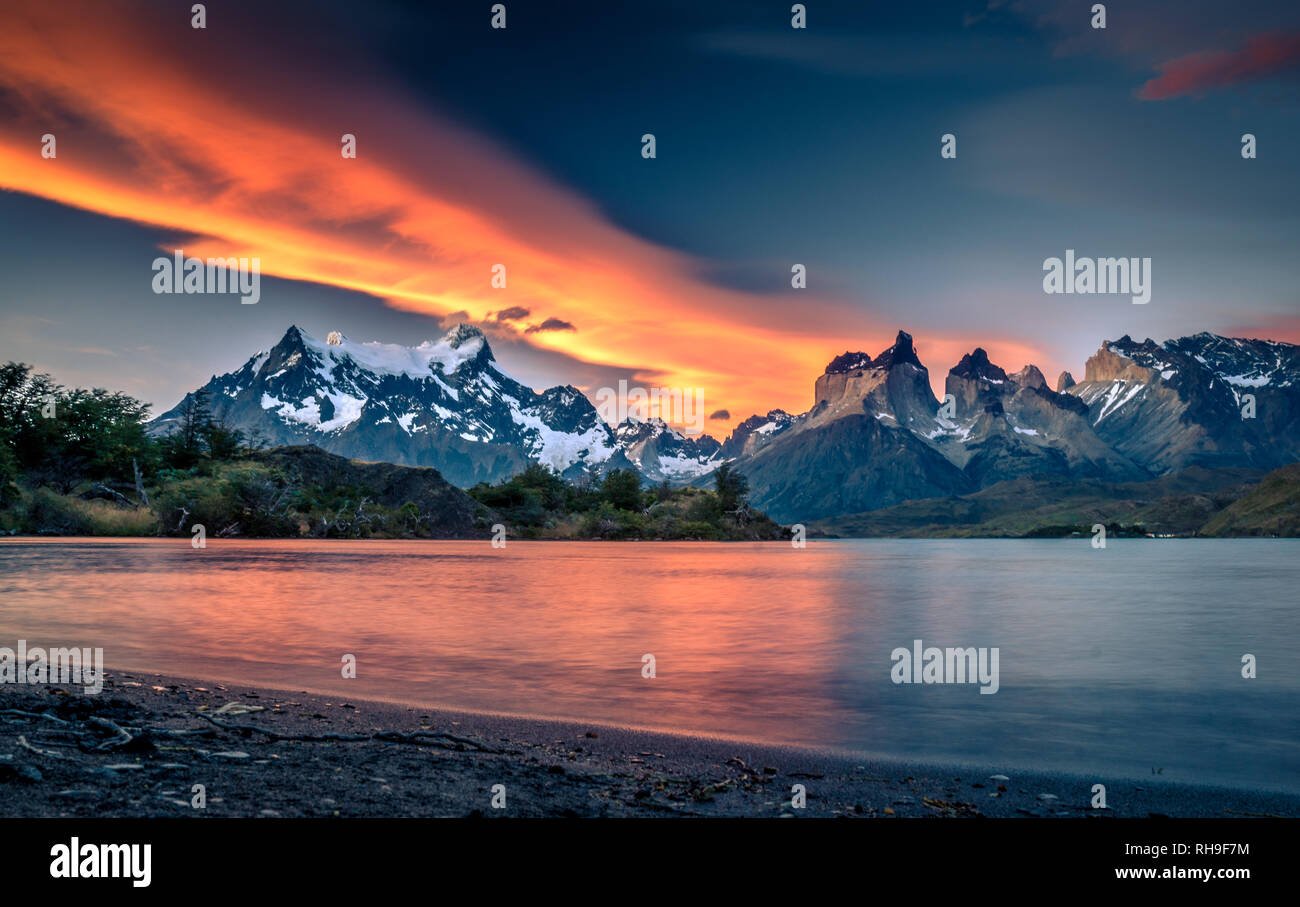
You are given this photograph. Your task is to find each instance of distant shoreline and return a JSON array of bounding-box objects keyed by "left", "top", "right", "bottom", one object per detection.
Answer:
[{"left": 2, "top": 669, "right": 1297, "bottom": 819}]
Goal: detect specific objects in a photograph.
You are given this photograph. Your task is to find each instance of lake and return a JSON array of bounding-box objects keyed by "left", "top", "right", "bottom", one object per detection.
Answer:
[{"left": 1, "top": 537, "right": 1296, "bottom": 792}]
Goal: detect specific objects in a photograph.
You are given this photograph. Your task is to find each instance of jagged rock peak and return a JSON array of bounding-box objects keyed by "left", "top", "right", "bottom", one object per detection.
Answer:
[
  {"left": 950, "top": 348, "right": 1008, "bottom": 382},
  {"left": 874, "top": 330, "right": 924, "bottom": 370},
  {"left": 443, "top": 323, "right": 487, "bottom": 348},
  {"left": 825, "top": 351, "right": 874, "bottom": 374},
  {"left": 1012, "top": 364, "right": 1048, "bottom": 390}
]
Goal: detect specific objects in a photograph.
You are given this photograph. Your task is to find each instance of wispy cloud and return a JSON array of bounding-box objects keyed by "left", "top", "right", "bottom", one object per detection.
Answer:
[
  {"left": 1139, "top": 31, "right": 1300, "bottom": 100},
  {"left": 525, "top": 318, "right": 577, "bottom": 335}
]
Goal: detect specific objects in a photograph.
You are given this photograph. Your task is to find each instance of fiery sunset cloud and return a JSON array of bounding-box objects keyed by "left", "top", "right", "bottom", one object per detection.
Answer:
[{"left": 0, "top": 0, "right": 1063, "bottom": 429}]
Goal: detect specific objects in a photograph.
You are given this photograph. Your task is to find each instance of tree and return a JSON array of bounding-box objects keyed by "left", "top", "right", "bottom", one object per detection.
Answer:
[
  {"left": 58, "top": 387, "right": 154, "bottom": 482},
  {"left": 601, "top": 468, "right": 643, "bottom": 511},
  {"left": 163, "top": 388, "right": 212, "bottom": 467},
  {"left": 0, "top": 363, "right": 63, "bottom": 470},
  {"left": 514, "top": 463, "right": 569, "bottom": 510},
  {"left": 205, "top": 419, "right": 245, "bottom": 461},
  {"left": 0, "top": 362, "right": 156, "bottom": 488},
  {"left": 714, "top": 463, "right": 749, "bottom": 513},
  {"left": 245, "top": 427, "right": 271, "bottom": 452}
]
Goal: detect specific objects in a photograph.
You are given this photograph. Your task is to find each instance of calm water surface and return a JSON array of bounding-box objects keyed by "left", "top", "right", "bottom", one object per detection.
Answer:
[{"left": 1, "top": 538, "right": 1296, "bottom": 792}]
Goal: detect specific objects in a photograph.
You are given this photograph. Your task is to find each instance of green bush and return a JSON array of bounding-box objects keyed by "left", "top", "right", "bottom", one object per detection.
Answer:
[
  {"left": 153, "top": 464, "right": 298, "bottom": 537},
  {"left": 601, "top": 469, "right": 644, "bottom": 512},
  {"left": 580, "top": 503, "right": 645, "bottom": 538},
  {"left": 684, "top": 493, "right": 722, "bottom": 523}
]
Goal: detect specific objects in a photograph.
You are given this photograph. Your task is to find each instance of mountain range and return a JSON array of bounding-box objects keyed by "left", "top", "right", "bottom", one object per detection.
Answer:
[
  {"left": 154, "top": 324, "right": 1300, "bottom": 526},
  {"left": 151, "top": 325, "right": 721, "bottom": 487}
]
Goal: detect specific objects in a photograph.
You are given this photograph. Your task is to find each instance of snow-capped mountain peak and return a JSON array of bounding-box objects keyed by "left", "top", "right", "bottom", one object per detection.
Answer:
[
  {"left": 292, "top": 323, "right": 491, "bottom": 383},
  {"left": 1064, "top": 332, "right": 1300, "bottom": 472},
  {"left": 153, "top": 325, "right": 623, "bottom": 486},
  {"left": 1167, "top": 332, "right": 1298, "bottom": 390},
  {"left": 614, "top": 417, "right": 724, "bottom": 481}
]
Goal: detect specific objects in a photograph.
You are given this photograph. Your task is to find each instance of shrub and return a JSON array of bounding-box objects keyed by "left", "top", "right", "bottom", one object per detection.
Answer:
[
  {"left": 153, "top": 464, "right": 297, "bottom": 537},
  {"left": 23, "top": 488, "right": 95, "bottom": 534},
  {"left": 677, "top": 520, "right": 721, "bottom": 540},
  {"left": 601, "top": 469, "right": 644, "bottom": 512}
]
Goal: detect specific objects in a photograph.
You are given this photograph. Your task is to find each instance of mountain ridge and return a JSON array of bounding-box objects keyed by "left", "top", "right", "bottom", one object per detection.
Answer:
[
  {"left": 153, "top": 324, "right": 724, "bottom": 487},
  {"left": 722, "top": 329, "right": 1300, "bottom": 523},
  {"left": 153, "top": 324, "right": 1300, "bottom": 525}
]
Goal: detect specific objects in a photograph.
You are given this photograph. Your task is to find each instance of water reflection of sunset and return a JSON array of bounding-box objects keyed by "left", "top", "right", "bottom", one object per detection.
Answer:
[{"left": 4, "top": 538, "right": 1298, "bottom": 794}]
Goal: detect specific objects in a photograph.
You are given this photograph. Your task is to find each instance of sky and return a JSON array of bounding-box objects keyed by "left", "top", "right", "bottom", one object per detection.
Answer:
[{"left": 0, "top": 0, "right": 1297, "bottom": 433}]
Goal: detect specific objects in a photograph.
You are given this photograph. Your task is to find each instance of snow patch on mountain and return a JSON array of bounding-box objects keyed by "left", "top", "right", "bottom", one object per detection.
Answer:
[
  {"left": 507, "top": 400, "right": 617, "bottom": 472},
  {"left": 1089, "top": 381, "right": 1146, "bottom": 424},
  {"left": 302, "top": 329, "right": 484, "bottom": 382},
  {"left": 616, "top": 418, "right": 724, "bottom": 480}
]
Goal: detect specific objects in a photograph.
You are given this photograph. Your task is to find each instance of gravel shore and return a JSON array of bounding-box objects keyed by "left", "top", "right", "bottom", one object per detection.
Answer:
[{"left": 2, "top": 671, "right": 1296, "bottom": 819}]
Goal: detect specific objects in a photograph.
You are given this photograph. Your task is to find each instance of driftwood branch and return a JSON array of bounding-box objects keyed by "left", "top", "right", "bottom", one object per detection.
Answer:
[
  {"left": 0, "top": 709, "right": 71, "bottom": 725},
  {"left": 198, "top": 714, "right": 501, "bottom": 752},
  {"left": 86, "top": 715, "right": 135, "bottom": 750},
  {"left": 86, "top": 483, "right": 132, "bottom": 506},
  {"left": 17, "top": 734, "right": 73, "bottom": 759}
]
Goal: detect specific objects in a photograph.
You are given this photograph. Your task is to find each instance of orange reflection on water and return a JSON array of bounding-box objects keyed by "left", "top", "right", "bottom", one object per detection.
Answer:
[{"left": 0, "top": 539, "right": 850, "bottom": 746}]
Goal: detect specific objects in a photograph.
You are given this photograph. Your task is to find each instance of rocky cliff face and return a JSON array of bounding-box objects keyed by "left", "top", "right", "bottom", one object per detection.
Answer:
[
  {"left": 809, "top": 332, "right": 940, "bottom": 432},
  {"left": 929, "top": 346, "right": 1143, "bottom": 487},
  {"left": 717, "top": 410, "right": 795, "bottom": 460},
  {"left": 724, "top": 330, "right": 1299, "bottom": 523},
  {"left": 1064, "top": 334, "right": 1297, "bottom": 473},
  {"left": 724, "top": 332, "right": 969, "bottom": 522}
]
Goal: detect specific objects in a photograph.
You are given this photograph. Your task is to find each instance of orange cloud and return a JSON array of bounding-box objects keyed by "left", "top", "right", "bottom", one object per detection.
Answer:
[
  {"left": 1138, "top": 32, "right": 1300, "bottom": 100},
  {"left": 0, "top": 1, "right": 1045, "bottom": 432}
]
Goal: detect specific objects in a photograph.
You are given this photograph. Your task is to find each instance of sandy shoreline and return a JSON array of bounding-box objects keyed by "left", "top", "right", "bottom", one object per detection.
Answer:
[{"left": 1, "top": 669, "right": 1296, "bottom": 819}]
